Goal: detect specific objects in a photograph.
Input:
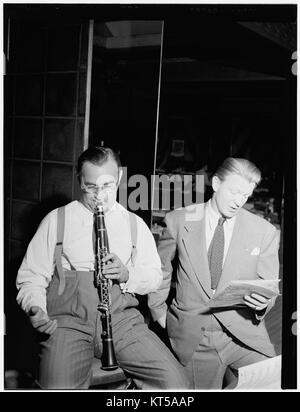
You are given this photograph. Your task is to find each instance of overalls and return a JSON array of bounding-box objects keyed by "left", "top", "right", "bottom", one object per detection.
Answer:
[{"left": 38, "top": 206, "right": 189, "bottom": 390}]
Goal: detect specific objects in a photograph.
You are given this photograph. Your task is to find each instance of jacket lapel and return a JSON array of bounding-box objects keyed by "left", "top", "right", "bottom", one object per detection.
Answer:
[
  {"left": 216, "top": 211, "right": 245, "bottom": 293},
  {"left": 182, "top": 216, "right": 213, "bottom": 298}
]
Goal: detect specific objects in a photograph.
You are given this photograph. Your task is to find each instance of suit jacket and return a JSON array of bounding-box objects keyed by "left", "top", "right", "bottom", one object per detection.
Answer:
[{"left": 149, "top": 203, "right": 280, "bottom": 365}]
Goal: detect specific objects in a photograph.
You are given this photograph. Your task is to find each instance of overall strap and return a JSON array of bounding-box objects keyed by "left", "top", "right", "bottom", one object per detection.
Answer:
[
  {"left": 128, "top": 211, "right": 137, "bottom": 266},
  {"left": 54, "top": 206, "right": 66, "bottom": 296}
]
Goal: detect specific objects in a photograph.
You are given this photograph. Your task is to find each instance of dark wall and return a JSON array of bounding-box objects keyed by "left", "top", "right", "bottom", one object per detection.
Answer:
[{"left": 4, "top": 17, "right": 90, "bottom": 378}]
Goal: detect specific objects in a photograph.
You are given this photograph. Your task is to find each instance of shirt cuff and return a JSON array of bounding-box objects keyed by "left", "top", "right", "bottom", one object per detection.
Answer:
[
  {"left": 255, "top": 307, "right": 267, "bottom": 321},
  {"left": 120, "top": 265, "right": 161, "bottom": 295},
  {"left": 150, "top": 304, "right": 168, "bottom": 323},
  {"left": 21, "top": 293, "right": 47, "bottom": 315},
  {"left": 120, "top": 265, "right": 136, "bottom": 294}
]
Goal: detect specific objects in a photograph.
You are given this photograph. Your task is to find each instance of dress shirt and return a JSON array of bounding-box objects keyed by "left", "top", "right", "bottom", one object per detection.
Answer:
[
  {"left": 205, "top": 200, "right": 236, "bottom": 266},
  {"left": 16, "top": 201, "right": 162, "bottom": 314}
]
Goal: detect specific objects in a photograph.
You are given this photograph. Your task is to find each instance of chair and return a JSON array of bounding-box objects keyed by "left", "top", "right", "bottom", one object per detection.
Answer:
[
  {"left": 223, "top": 367, "right": 238, "bottom": 389},
  {"left": 90, "top": 357, "right": 133, "bottom": 389}
]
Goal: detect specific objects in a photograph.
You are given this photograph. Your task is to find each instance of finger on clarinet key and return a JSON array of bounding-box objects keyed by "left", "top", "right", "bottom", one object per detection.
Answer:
[{"left": 102, "top": 253, "right": 115, "bottom": 263}]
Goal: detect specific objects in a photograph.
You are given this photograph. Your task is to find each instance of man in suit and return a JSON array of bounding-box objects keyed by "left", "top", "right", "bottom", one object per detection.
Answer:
[{"left": 148, "top": 158, "right": 280, "bottom": 389}]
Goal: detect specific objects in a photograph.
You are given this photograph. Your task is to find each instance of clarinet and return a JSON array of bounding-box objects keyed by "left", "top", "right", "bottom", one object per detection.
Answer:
[{"left": 94, "top": 203, "right": 118, "bottom": 370}]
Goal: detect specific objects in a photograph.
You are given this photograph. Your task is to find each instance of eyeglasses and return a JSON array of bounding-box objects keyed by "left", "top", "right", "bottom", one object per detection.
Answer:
[{"left": 81, "top": 182, "right": 117, "bottom": 195}]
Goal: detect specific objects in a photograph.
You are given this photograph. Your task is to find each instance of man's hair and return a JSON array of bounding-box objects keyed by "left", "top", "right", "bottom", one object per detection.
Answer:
[
  {"left": 77, "top": 146, "right": 121, "bottom": 178},
  {"left": 214, "top": 157, "right": 261, "bottom": 186}
]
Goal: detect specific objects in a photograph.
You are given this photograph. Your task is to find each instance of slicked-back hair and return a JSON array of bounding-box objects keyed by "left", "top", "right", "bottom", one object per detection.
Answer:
[
  {"left": 77, "top": 146, "right": 121, "bottom": 181},
  {"left": 214, "top": 157, "right": 261, "bottom": 186}
]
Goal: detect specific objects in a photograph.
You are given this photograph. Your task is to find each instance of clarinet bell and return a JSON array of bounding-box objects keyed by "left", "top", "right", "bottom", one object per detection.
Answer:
[{"left": 101, "top": 339, "right": 118, "bottom": 370}]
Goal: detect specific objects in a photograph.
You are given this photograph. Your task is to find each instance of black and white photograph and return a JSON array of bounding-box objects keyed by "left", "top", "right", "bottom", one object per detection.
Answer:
[{"left": 2, "top": 2, "right": 297, "bottom": 394}]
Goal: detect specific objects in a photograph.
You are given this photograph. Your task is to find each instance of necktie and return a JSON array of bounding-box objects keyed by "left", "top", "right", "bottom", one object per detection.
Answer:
[{"left": 208, "top": 217, "right": 226, "bottom": 290}]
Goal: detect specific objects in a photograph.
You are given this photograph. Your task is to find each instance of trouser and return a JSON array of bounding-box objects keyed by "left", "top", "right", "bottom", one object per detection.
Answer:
[
  {"left": 38, "top": 269, "right": 190, "bottom": 390},
  {"left": 183, "top": 315, "right": 269, "bottom": 389}
]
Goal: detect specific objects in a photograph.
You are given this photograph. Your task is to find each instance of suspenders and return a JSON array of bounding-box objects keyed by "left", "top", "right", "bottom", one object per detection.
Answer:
[
  {"left": 54, "top": 206, "right": 138, "bottom": 296},
  {"left": 54, "top": 207, "right": 66, "bottom": 296},
  {"left": 128, "top": 211, "right": 137, "bottom": 266}
]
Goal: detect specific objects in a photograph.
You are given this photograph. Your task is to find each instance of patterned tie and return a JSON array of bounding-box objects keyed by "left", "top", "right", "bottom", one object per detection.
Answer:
[{"left": 208, "top": 217, "right": 226, "bottom": 290}]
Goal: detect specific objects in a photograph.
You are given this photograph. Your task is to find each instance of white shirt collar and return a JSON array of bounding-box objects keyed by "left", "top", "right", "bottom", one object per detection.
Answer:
[
  {"left": 77, "top": 200, "right": 126, "bottom": 218},
  {"left": 206, "top": 199, "right": 236, "bottom": 229},
  {"left": 206, "top": 199, "right": 220, "bottom": 223}
]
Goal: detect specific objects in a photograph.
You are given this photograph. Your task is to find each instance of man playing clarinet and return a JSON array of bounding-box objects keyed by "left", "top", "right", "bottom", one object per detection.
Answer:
[{"left": 16, "top": 146, "right": 189, "bottom": 390}]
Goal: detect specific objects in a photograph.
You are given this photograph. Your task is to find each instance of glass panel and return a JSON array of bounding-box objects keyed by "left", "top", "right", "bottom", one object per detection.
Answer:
[
  {"left": 4, "top": 117, "right": 13, "bottom": 159},
  {"left": 10, "top": 22, "right": 45, "bottom": 73},
  {"left": 10, "top": 239, "right": 28, "bottom": 263},
  {"left": 15, "top": 74, "right": 44, "bottom": 116},
  {"left": 14, "top": 118, "right": 42, "bottom": 159},
  {"left": 13, "top": 160, "right": 40, "bottom": 201},
  {"left": 4, "top": 75, "right": 14, "bottom": 115},
  {"left": 43, "top": 119, "right": 75, "bottom": 162},
  {"left": 4, "top": 157, "right": 12, "bottom": 201},
  {"left": 45, "top": 73, "right": 77, "bottom": 116},
  {"left": 46, "top": 25, "right": 80, "bottom": 71},
  {"left": 41, "top": 164, "right": 73, "bottom": 202},
  {"left": 11, "top": 201, "right": 38, "bottom": 241},
  {"left": 4, "top": 198, "right": 10, "bottom": 246},
  {"left": 80, "top": 22, "right": 89, "bottom": 69}
]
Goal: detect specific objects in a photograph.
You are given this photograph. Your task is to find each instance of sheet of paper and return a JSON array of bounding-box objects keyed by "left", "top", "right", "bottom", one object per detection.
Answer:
[
  {"left": 234, "top": 355, "right": 282, "bottom": 390},
  {"left": 209, "top": 279, "right": 280, "bottom": 308}
]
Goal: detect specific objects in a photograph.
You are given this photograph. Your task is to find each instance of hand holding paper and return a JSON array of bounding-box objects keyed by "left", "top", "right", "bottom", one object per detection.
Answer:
[
  {"left": 209, "top": 279, "right": 280, "bottom": 309},
  {"left": 243, "top": 293, "right": 270, "bottom": 311}
]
